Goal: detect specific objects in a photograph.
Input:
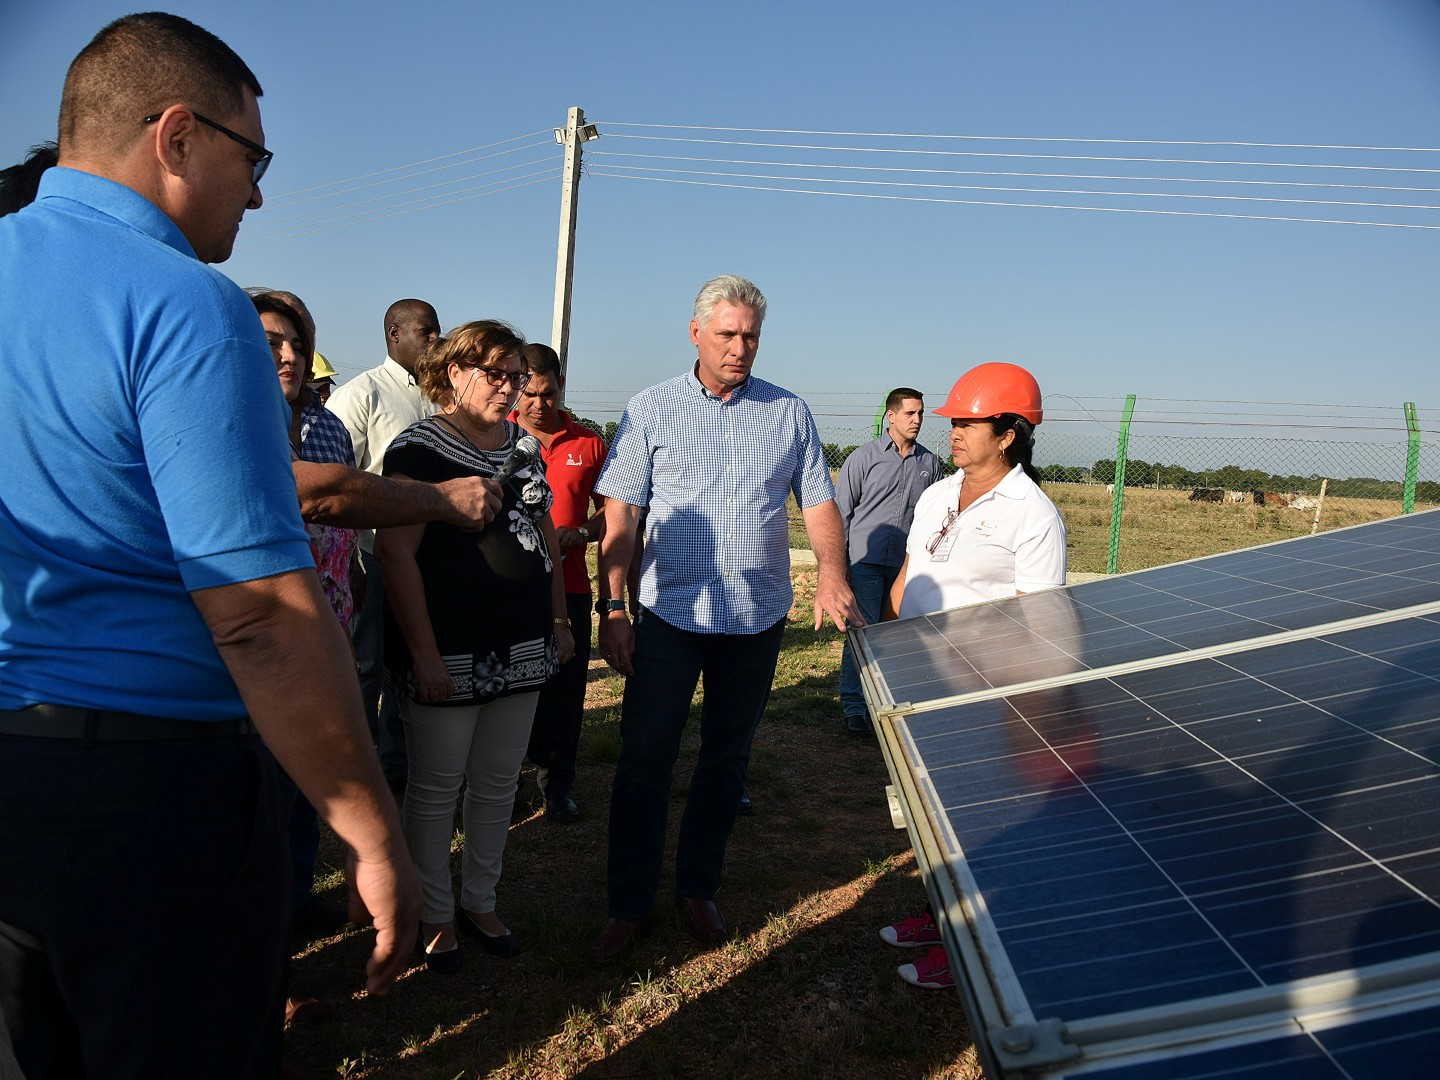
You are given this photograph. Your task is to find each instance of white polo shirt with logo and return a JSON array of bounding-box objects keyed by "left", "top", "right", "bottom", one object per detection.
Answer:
[{"left": 899, "top": 464, "right": 1067, "bottom": 619}]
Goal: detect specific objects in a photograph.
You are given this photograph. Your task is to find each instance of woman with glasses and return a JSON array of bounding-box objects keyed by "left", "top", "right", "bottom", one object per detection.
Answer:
[
  {"left": 377, "top": 320, "right": 574, "bottom": 974},
  {"left": 879, "top": 361, "right": 1066, "bottom": 990}
]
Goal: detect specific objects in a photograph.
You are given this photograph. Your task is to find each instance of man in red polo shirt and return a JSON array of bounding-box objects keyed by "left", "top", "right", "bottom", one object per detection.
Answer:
[{"left": 513, "top": 343, "right": 608, "bottom": 821}]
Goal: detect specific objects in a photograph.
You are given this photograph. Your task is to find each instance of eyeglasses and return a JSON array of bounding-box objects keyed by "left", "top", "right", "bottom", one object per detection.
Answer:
[
  {"left": 473, "top": 366, "right": 530, "bottom": 390},
  {"left": 926, "top": 508, "right": 959, "bottom": 556},
  {"left": 142, "top": 110, "right": 273, "bottom": 186}
]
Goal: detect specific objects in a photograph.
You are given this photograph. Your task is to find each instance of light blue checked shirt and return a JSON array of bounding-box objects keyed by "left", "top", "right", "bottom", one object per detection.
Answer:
[{"left": 596, "top": 367, "right": 835, "bottom": 634}]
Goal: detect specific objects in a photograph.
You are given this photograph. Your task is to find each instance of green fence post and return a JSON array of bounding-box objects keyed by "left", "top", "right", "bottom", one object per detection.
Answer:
[
  {"left": 1106, "top": 394, "right": 1137, "bottom": 574},
  {"left": 1403, "top": 401, "right": 1420, "bottom": 514}
]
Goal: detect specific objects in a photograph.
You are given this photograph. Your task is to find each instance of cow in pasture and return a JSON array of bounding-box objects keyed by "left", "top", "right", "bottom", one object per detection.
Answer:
[
  {"left": 1189, "top": 488, "right": 1223, "bottom": 502},
  {"left": 1253, "top": 491, "right": 1295, "bottom": 507},
  {"left": 1290, "top": 496, "right": 1319, "bottom": 511},
  {"left": 1223, "top": 491, "right": 1247, "bottom": 503}
]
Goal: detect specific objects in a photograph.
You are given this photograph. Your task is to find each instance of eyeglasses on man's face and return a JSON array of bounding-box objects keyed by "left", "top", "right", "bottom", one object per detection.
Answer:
[{"left": 142, "top": 110, "right": 272, "bottom": 186}]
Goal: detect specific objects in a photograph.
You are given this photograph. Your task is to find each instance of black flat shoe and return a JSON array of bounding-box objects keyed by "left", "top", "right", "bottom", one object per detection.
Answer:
[
  {"left": 423, "top": 944, "right": 462, "bottom": 975},
  {"left": 458, "top": 911, "right": 523, "bottom": 957},
  {"left": 545, "top": 794, "right": 581, "bottom": 823}
]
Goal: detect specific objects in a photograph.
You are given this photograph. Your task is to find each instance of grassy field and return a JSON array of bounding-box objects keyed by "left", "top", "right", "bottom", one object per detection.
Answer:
[
  {"left": 1049, "top": 483, "right": 1430, "bottom": 574},
  {"left": 286, "top": 570, "right": 980, "bottom": 1080},
  {"left": 789, "top": 481, "right": 1427, "bottom": 575}
]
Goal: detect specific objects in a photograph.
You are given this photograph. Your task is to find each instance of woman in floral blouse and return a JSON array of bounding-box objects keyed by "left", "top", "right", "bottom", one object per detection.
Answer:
[{"left": 378, "top": 320, "right": 573, "bottom": 973}]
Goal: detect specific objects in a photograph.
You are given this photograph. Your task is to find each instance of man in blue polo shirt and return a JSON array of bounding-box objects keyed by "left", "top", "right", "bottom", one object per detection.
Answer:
[
  {"left": 591, "top": 275, "right": 864, "bottom": 960},
  {"left": 0, "top": 14, "right": 417, "bottom": 1078}
]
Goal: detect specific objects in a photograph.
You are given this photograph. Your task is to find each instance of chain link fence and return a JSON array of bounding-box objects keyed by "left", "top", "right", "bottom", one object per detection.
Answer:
[{"left": 565, "top": 389, "right": 1436, "bottom": 575}]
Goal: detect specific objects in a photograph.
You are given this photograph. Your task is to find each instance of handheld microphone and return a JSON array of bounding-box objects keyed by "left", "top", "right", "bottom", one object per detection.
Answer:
[{"left": 492, "top": 434, "right": 541, "bottom": 486}]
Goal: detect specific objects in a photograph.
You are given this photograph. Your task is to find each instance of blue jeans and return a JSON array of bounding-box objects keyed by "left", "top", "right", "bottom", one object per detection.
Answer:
[
  {"left": 607, "top": 609, "right": 786, "bottom": 920},
  {"left": 839, "top": 561, "right": 900, "bottom": 717}
]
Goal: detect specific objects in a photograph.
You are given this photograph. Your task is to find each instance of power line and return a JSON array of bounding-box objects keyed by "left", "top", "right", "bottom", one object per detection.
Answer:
[
  {"left": 588, "top": 150, "right": 1440, "bottom": 194},
  {"left": 258, "top": 151, "right": 555, "bottom": 222},
  {"left": 266, "top": 140, "right": 554, "bottom": 207},
  {"left": 587, "top": 170, "right": 1440, "bottom": 230},
  {"left": 264, "top": 129, "right": 551, "bottom": 200},
  {"left": 603, "top": 134, "right": 1440, "bottom": 175},
  {"left": 278, "top": 169, "right": 558, "bottom": 238},
  {"left": 597, "top": 122, "right": 1440, "bottom": 154},
  {"left": 588, "top": 163, "right": 1440, "bottom": 211}
]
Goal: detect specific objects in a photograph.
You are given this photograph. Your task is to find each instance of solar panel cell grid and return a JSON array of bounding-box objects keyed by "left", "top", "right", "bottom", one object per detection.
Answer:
[
  {"left": 900, "top": 621, "right": 1440, "bottom": 1022},
  {"left": 858, "top": 513, "right": 1440, "bottom": 1077},
  {"left": 862, "top": 512, "right": 1440, "bottom": 711}
]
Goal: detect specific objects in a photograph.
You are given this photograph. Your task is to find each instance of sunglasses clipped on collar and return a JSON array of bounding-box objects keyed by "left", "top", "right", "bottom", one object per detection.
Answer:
[{"left": 142, "top": 110, "right": 272, "bottom": 186}]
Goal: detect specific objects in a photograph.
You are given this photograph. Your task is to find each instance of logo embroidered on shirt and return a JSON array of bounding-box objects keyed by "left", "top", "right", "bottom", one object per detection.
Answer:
[{"left": 565, "top": 452, "right": 585, "bottom": 466}]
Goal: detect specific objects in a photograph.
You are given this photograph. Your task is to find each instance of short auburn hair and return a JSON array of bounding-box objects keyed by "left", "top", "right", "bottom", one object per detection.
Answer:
[
  {"left": 59, "top": 12, "right": 262, "bottom": 157},
  {"left": 416, "top": 320, "right": 527, "bottom": 408}
]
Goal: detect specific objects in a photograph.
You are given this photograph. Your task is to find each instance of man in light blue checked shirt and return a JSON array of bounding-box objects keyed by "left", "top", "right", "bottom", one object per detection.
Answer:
[{"left": 591, "top": 275, "right": 864, "bottom": 961}]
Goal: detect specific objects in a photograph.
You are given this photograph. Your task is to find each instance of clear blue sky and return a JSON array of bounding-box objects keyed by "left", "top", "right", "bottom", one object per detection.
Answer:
[{"left": 5, "top": 0, "right": 1439, "bottom": 434}]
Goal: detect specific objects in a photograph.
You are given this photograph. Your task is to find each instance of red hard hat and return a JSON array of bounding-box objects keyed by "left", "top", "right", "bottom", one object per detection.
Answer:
[{"left": 933, "top": 363, "right": 1043, "bottom": 426}]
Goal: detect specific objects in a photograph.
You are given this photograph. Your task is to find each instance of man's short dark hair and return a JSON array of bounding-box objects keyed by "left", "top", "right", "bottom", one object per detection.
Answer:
[
  {"left": 520, "top": 343, "right": 561, "bottom": 381},
  {"left": 59, "top": 12, "right": 262, "bottom": 157},
  {"left": 384, "top": 298, "right": 436, "bottom": 333},
  {"left": 885, "top": 387, "right": 923, "bottom": 412}
]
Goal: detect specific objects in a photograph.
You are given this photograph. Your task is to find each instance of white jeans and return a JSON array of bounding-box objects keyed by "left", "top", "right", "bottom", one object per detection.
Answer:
[{"left": 402, "top": 691, "right": 539, "bottom": 924}]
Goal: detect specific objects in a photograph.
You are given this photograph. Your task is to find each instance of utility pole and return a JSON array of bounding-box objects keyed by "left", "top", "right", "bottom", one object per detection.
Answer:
[{"left": 550, "top": 106, "right": 599, "bottom": 400}]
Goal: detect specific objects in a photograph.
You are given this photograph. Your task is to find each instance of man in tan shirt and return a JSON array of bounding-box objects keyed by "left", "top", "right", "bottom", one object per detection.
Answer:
[{"left": 327, "top": 298, "right": 441, "bottom": 792}]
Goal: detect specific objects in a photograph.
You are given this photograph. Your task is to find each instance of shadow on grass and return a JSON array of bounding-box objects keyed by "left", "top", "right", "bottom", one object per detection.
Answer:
[{"left": 284, "top": 703, "right": 976, "bottom": 1079}]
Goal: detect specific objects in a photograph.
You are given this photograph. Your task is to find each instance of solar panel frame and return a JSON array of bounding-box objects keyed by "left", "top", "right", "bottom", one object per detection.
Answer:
[{"left": 851, "top": 509, "right": 1440, "bottom": 1078}]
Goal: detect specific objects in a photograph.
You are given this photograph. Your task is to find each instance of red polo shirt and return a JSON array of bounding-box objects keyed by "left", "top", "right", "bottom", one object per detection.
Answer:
[{"left": 510, "top": 411, "right": 606, "bottom": 595}]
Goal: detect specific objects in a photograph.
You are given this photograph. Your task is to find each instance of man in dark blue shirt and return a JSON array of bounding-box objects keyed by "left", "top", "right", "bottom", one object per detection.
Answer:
[
  {"left": 0, "top": 15, "right": 418, "bottom": 1077},
  {"left": 835, "top": 388, "right": 939, "bottom": 734}
]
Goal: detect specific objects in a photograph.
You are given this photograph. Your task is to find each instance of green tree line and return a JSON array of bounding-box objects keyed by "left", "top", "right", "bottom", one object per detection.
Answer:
[{"left": 1039, "top": 460, "right": 1438, "bottom": 501}]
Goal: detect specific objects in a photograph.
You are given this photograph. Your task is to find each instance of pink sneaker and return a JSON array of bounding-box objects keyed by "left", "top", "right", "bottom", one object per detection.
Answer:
[
  {"left": 898, "top": 945, "right": 954, "bottom": 989},
  {"left": 879, "top": 912, "right": 940, "bottom": 948}
]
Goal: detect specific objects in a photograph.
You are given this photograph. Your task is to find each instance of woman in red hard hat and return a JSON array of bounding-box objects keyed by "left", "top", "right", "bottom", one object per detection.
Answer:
[
  {"left": 879, "top": 362, "right": 1069, "bottom": 990},
  {"left": 885, "top": 362, "right": 1065, "bottom": 622}
]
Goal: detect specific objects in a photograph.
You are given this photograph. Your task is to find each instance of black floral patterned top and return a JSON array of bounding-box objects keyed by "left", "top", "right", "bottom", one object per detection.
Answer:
[{"left": 382, "top": 417, "right": 557, "bottom": 705}]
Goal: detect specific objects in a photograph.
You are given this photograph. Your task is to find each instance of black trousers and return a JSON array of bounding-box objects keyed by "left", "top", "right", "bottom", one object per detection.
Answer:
[
  {"left": 527, "top": 592, "right": 593, "bottom": 802},
  {"left": 0, "top": 732, "right": 289, "bottom": 1079},
  {"left": 606, "top": 609, "right": 786, "bottom": 921}
]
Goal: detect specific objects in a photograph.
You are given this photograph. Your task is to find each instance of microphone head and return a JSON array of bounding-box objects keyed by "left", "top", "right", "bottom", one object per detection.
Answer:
[{"left": 515, "top": 434, "right": 541, "bottom": 459}]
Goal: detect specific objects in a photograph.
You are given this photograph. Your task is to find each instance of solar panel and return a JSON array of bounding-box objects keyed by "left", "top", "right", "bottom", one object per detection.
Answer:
[
  {"left": 851, "top": 509, "right": 1440, "bottom": 1079},
  {"left": 865, "top": 509, "right": 1440, "bottom": 712}
]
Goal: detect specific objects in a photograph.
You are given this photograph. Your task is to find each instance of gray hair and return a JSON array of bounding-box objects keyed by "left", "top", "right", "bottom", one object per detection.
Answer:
[{"left": 692, "top": 274, "right": 767, "bottom": 328}]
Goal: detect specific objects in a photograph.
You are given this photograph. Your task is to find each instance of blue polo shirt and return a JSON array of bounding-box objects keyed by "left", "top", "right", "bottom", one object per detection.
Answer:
[{"left": 0, "top": 168, "right": 314, "bottom": 721}]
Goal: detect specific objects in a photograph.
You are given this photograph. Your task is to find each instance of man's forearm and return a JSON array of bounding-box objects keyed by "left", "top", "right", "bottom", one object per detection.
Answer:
[
  {"left": 293, "top": 462, "right": 449, "bottom": 528},
  {"left": 191, "top": 571, "right": 402, "bottom": 861},
  {"left": 803, "top": 499, "right": 850, "bottom": 579},
  {"left": 599, "top": 501, "right": 641, "bottom": 604}
]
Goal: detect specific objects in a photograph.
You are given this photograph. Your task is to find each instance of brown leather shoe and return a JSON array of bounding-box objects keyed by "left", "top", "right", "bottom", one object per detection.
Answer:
[
  {"left": 592, "top": 917, "right": 648, "bottom": 963},
  {"left": 677, "top": 898, "right": 729, "bottom": 946}
]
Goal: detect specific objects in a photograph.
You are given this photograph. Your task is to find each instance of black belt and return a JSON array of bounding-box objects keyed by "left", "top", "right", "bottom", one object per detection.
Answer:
[{"left": 0, "top": 704, "right": 255, "bottom": 741}]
